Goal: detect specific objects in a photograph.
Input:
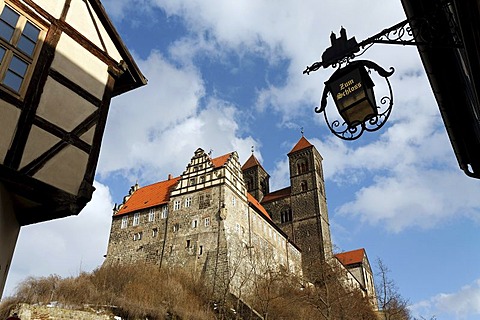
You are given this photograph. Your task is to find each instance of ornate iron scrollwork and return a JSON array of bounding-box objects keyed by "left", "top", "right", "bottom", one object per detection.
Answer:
[{"left": 316, "top": 60, "right": 394, "bottom": 141}]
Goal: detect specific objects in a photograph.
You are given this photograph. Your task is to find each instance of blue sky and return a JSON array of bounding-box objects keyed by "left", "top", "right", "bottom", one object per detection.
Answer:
[{"left": 5, "top": 1, "right": 480, "bottom": 319}]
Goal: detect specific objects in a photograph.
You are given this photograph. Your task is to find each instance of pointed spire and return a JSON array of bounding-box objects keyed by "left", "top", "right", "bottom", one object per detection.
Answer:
[{"left": 288, "top": 136, "right": 313, "bottom": 155}]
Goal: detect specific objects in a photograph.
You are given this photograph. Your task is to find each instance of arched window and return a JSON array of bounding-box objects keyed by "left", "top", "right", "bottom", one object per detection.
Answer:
[
  {"left": 296, "top": 158, "right": 309, "bottom": 174},
  {"left": 246, "top": 177, "right": 253, "bottom": 190},
  {"left": 261, "top": 178, "right": 268, "bottom": 194},
  {"left": 301, "top": 180, "right": 308, "bottom": 191},
  {"left": 281, "top": 207, "right": 293, "bottom": 223}
]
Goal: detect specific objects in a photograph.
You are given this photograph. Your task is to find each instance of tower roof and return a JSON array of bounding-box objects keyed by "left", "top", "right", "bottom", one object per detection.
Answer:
[
  {"left": 288, "top": 136, "right": 313, "bottom": 155},
  {"left": 241, "top": 154, "right": 262, "bottom": 170}
]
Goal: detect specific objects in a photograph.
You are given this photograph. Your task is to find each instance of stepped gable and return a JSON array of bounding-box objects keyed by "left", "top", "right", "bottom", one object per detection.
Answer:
[
  {"left": 335, "top": 248, "right": 366, "bottom": 266},
  {"left": 288, "top": 136, "right": 313, "bottom": 155},
  {"left": 115, "top": 177, "right": 180, "bottom": 216},
  {"left": 247, "top": 193, "right": 271, "bottom": 220},
  {"left": 261, "top": 186, "right": 291, "bottom": 203}
]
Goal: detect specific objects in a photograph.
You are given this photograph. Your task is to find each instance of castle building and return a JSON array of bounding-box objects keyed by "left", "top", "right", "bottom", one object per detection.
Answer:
[{"left": 105, "top": 136, "right": 376, "bottom": 304}]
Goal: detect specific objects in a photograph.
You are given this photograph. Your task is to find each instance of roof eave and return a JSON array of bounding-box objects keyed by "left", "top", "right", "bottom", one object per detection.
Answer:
[
  {"left": 89, "top": 0, "right": 147, "bottom": 96},
  {"left": 401, "top": 0, "right": 480, "bottom": 178}
]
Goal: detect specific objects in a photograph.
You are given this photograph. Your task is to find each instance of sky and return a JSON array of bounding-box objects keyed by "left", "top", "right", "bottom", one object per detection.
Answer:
[{"left": 4, "top": 0, "right": 480, "bottom": 319}]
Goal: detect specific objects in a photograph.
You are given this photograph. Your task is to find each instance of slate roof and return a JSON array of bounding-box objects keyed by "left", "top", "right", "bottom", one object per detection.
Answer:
[{"left": 335, "top": 248, "right": 366, "bottom": 267}]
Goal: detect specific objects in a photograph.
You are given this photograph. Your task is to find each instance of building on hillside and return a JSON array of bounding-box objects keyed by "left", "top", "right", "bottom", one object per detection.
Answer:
[
  {"left": 335, "top": 248, "right": 378, "bottom": 309},
  {"left": 243, "top": 136, "right": 333, "bottom": 279},
  {"left": 105, "top": 147, "right": 303, "bottom": 300},
  {"left": 105, "top": 136, "right": 377, "bottom": 306}
]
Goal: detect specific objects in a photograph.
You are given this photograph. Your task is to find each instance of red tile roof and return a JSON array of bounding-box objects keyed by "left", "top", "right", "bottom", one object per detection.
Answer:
[
  {"left": 335, "top": 248, "right": 366, "bottom": 266},
  {"left": 115, "top": 177, "right": 180, "bottom": 216},
  {"left": 211, "top": 153, "right": 232, "bottom": 168},
  {"left": 261, "top": 187, "right": 291, "bottom": 203},
  {"left": 288, "top": 136, "right": 313, "bottom": 155},
  {"left": 242, "top": 154, "right": 262, "bottom": 170},
  {"left": 247, "top": 193, "right": 271, "bottom": 220}
]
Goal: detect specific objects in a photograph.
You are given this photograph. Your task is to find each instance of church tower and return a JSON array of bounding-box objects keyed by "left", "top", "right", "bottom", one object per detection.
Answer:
[
  {"left": 241, "top": 152, "right": 270, "bottom": 202},
  {"left": 287, "top": 136, "right": 332, "bottom": 276}
]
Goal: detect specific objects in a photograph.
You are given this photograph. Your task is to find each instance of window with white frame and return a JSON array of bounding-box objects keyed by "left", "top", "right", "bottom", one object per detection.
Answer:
[
  {"left": 161, "top": 205, "right": 168, "bottom": 218},
  {"left": 204, "top": 217, "right": 210, "bottom": 227},
  {"left": 121, "top": 216, "right": 128, "bottom": 229},
  {"left": 185, "top": 197, "right": 192, "bottom": 207},
  {"left": 173, "top": 200, "right": 181, "bottom": 210},
  {"left": 133, "top": 212, "right": 140, "bottom": 226},
  {"left": 173, "top": 223, "right": 179, "bottom": 232},
  {"left": 133, "top": 232, "right": 142, "bottom": 241},
  {"left": 152, "top": 228, "right": 158, "bottom": 237},
  {"left": 148, "top": 208, "right": 155, "bottom": 222},
  {"left": 192, "top": 219, "right": 198, "bottom": 228},
  {"left": 0, "top": 3, "right": 44, "bottom": 95}
]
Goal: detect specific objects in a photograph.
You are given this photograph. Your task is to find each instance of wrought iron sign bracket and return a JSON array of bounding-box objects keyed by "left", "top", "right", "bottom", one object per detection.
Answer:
[{"left": 303, "top": 1, "right": 463, "bottom": 75}]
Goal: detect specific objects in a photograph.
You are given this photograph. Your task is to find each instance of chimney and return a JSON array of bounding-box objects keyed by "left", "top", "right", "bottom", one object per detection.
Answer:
[{"left": 168, "top": 174, "right": 172, "bottom": 180}]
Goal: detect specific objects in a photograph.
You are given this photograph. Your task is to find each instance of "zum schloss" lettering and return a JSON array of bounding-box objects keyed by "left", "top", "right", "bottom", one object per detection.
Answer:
[{"left": 336, "top": 79, "right": 362, "bottom": 100}]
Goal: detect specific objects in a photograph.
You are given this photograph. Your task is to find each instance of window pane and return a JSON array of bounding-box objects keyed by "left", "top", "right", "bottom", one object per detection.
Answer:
[
  {"left": 17, "top": 37, "right": 35, "bottom": 56},
  {"left": 1, "top": 6, "right": 19, "bottom": 26},
  {"left": 22, "top": 21, "right": 39, "bottom": 41},
  {"left": 4, "top": 56, "right": 28, "bottom": 91},
  {"left": 9, "top": 55, "right": 28, "bottom": 75},
  {"left": 0, "top": 20, "right": 15, "bottom": 42},
  {"left": 0, "top": 46, "right": 5, "bottom": 61},
  {"left": 3, "top": 71, "right": 22, "bottom": 91},
  {"left": 0, "top": 6, "right": 19, "bottom": 42}
]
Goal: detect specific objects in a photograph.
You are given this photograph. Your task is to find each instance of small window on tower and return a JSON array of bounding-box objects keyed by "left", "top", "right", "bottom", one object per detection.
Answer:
[{"left": 301, "top": 180, "right": 308, "bottom": 191}]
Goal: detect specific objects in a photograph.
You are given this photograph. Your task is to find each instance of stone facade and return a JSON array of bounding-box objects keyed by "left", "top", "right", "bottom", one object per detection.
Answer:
[
  {"left": 244, "top": 136, "right": 333, "bottom": 279},
  {"left": 105, "top": 148, "right": 302, "bottom": 300},
  {"left": 105, "top": 136, "right": 377, "bottom": 306}
]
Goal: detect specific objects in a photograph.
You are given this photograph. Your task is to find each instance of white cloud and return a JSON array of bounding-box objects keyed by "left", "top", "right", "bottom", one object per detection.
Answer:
[
  {"left": 410, "top": 279, "right": 480, "bottom": 320},
  {"left": 98, "top": 51, "right": 261, "bottom": 184},
  {"left": 4, "top": 182, "right": 113, "bottom": 296}
]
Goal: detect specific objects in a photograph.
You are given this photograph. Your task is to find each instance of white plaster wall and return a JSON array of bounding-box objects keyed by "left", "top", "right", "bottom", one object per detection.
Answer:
[
  {"left": 52, "top": 33, "right": 108, "bottom": 99},
  {"left": 19, "top": 125, "right": 61, "bottom": 170},
  {"left": 34, "top": 144, "right": 88, "bottom": 196},
  {"left": 0, "top": 183, "right": 20, "bottom": 299},
  {"left": 37, "top": 77, "right": 97, "bottom": 132},
  {"left": 0, "top": 101, "right": 21, "bottom": 164},
  {"left": 65, "top": 0, "right": 122, "bottom": 62},
  {"left": 29, "top": 0, "right": 64, "bottom": 19}
]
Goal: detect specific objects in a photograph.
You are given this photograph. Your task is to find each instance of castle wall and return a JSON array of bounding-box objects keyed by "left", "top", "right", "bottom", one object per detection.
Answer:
[{"left": 105, "top": 149, "right": 302, "bottom": 303}]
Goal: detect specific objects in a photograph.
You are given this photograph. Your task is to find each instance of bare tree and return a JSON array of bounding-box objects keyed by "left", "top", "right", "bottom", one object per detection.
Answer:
[{"left": 375, "top": 258, "right": 410, "bottom": 320}]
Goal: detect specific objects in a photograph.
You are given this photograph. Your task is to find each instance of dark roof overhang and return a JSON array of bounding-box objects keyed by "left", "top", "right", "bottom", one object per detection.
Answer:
[{"left": 401, "top": 0, "right": 480, "bottom": 178}]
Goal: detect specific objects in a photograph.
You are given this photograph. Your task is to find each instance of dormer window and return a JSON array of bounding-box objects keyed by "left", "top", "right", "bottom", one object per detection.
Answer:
[{"left": 0, "top": 3, "right": 45, "bottom": 96}]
